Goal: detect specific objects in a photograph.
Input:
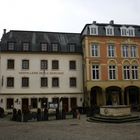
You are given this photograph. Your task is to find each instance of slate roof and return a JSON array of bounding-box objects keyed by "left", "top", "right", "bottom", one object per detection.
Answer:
[
  {"left": 0, "top": 30, "right": 82, "bottom": 53},
  {"left": 81, "top": 21, "right": 140, "bottom": 37}
]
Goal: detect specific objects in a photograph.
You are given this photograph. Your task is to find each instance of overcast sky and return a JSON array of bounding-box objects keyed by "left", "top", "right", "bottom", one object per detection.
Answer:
[{"left": 0, "top": 0, "right": 140, "bottom": 38}]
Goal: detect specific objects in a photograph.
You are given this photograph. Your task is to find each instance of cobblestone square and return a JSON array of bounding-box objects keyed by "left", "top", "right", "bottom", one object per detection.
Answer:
[{"left": 0, "top": 115, "right": 140, "bottom": 140}]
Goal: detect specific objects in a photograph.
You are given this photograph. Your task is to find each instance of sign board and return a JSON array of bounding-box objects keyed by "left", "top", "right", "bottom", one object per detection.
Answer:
[{"left": 48, "top": 102, "right": 58, "bottom": 109}]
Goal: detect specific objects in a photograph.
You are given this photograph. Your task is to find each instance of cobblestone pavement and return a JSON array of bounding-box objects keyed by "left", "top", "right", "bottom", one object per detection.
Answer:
[{"left": 0, "top": 114, "right": 140, "bottom": 140}]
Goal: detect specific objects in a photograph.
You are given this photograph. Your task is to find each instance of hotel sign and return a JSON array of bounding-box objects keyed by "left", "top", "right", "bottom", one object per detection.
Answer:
[{"left": 19, "top": 71, "right": 64, "bottom": 75}]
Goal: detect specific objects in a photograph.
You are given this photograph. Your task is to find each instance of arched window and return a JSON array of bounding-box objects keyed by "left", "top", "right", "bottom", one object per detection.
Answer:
[
  {"left": 131, "top": 61, "right": 138, "bottom": 80},
  {"left": 123, "top": 61, "right": 130, "bottom": 80}
]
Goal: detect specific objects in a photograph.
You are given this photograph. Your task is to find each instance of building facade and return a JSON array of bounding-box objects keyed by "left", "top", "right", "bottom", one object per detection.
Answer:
[
  {"left": 1, "top": 20, "right": 140, "bottom": 113},
  {"left": 0, "top": 30, "right": 83, "bottom": 112},
  {"left": 82, "top": 21, "right": 140, "bottom": 109}
]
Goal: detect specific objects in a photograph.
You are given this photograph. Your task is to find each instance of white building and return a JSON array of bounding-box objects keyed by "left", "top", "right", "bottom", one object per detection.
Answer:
[{"left": 0, "top": 30, "right": 83, "bottom": 113}]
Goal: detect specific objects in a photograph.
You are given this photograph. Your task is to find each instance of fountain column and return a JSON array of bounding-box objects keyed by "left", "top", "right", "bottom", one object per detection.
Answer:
[
  {"left": 121, "top": 89, "right": 124, "bottom": 105},
  {"left": 127, "top": 92, "right": 129, "bottom": 105},
  {"left": 102, "top": 89, "right": 106, "bottom": 105}
]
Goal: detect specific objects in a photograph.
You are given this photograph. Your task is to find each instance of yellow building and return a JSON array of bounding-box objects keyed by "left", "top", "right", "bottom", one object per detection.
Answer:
[{"left": 81, "top": 21, "right": 140, "bottom": 110}]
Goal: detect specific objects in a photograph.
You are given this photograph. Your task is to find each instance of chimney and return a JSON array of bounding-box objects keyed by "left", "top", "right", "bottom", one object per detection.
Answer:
[
  {"left": 93, "top": 21, "right": 96, "bottom": 24},
  {"left": 3, "top": 29, "right": 6, "bottom": 34},
  {"left": 110, "top": 20, "right": 114, "bottom": 25}
]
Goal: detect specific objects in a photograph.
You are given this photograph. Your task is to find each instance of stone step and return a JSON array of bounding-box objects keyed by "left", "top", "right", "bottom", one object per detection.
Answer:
[{"left": 88, "top": 115, "right": 140, "bottom": 123}]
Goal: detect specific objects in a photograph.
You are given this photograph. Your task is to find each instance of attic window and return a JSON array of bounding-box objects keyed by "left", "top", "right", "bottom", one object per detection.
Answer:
[
  {"left": 23, "top": 42, "right": 29, "bottom": 51},
  {"left": 128, "top": 27, "right": 135, "bottom": 36},
  {"left": 69, "top": 44, "right": 76, "bottom": 52},
  {"left": 52, "top": 43, "right": 59, "bottom": 52},
  {"left": 8, "top": 42, "right": 15, "bottom": 51},
  {"left": 89, "top": 25, "right": 98, "bottom": 35},
  {"left": 120, "top": 26, "right": 135, "bottom": 37},
  {"left": 41, "top": 43, "right": 48, "bottom": 51},
  {"left": 105, "top": 26, "right": 114, "bottom": 36}
]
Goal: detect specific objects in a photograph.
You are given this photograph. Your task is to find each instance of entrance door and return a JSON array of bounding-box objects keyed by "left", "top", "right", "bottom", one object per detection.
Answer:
[
  {"left": 70, "top": 98, "right": 77, "bottom": 110},
  {"left": 62, "top": 98, "right": 68, "bottom": 112},
  {"left": 22, "top": 98, "right": 29, "bottom": 113}
]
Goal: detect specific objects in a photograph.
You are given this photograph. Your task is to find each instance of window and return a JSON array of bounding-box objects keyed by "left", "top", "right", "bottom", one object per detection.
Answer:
[
  {"left": 69, "top": 61, "right": 76, "bottom": 70},
  {"left": 7, "top": 98, "right": 14, "bottom": 109},
  {"left": 120, "top": 26, "right": 127, "bottom": 36},
  {"left": 122, "top": 45, "right": 128, "bottom": 57},
  {"left": 132, "top": 65, "right": 138, "bottom": 79},
  {"left": 69, "top": 44, "right": 76, "bottom": 52},
  {"left": 22, "top": 77, "right": 29, "bottom": 87},
  {"left": 7, "top": 59, "right": 14, "bottom": 69},
  {"left": 22, "top": 60, "right": 29, "bottom": 69},
  {"left": 52, "top": 43, "right": 59, "bottom": 52},
  {"left": 41, "top": 77, "right": 48, "bottom": 87},
  {"left": 41, "top": 60, "right": 48, "bottom": 70},
  {"left": 109, "top": 65, "right": 116, "bottom": 80},
  {"left": 89, "top": 25, "right": 98, "bottom": 35},
  {"left": 7, "top": 77, "right": 14, "bottom": 87},
  {"left": 92, "top": 65, "right": 100, "bottom": 80},
  {"left": 70, "top": 77, "right": 77, "bottom": 87},
  {"left": 31, "top": 98, "right": 37, "bottom": 108},
  {"left": 91, "top": 44, "right": 99, "bottom": 57},
  {"left": 41, "top": 43, "right": 48, "bottom": 51},
  {"left": 23, "top": 43, "right": 29, "bottom": 51},
  {"left": 52, "top": 60, "right": 59, "bottom": 69},
  {"left": 8, "top": 42, "right": 15, "bottom": 51},
  {"left": 105, "top": 26, "right": 114, "bottom": 36},
  {"left": 108, "top": 44, "right": 115, "bottom": 57},
  {"left": 52, "top": 77, "right": 59, "bottom": 87},
  {"left": 120, "top": 26, "right": 135, "bottom": 36},
  {"left": 130, "top": 46, "right": 137, "bottom": 57},
  {"left": 128, "top": 27, "right": 135, "bottom": 36},
  {"left": 123, "top": 65, "right": 130, "bottom": 80}
]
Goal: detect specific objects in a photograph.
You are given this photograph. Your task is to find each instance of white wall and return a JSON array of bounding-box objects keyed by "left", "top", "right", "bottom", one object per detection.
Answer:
[{"left": 0, "top": 53, "right": 83, "bottom": 94}]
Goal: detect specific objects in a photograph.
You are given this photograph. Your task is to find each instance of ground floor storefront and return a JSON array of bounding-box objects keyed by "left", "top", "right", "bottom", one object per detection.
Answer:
[
  {"left": 84, "top": 81, "right": 140, "bottom": 111},
  {"left": 0, "top": 93, "right": 83, "bottom": 113}
]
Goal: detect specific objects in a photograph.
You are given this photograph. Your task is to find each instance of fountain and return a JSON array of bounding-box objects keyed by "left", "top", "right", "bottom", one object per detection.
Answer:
[{"left": 88, "top": 97, "right": 140, "bottom": 123}]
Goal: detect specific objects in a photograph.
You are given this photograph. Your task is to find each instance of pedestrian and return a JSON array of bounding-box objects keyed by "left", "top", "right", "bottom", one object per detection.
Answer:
[{"left": 76, "top": 109, "right": 80, "bottom": 120}]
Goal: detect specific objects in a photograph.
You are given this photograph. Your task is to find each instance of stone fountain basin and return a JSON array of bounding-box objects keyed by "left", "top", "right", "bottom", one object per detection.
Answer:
[{"left": 100, "top": 105, "right": 131, "bottom": 117}]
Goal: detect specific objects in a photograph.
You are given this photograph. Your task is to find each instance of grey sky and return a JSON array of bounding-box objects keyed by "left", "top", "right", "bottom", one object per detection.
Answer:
[{"left": 0, "top": 0, "right": 140, "bottom": 38}]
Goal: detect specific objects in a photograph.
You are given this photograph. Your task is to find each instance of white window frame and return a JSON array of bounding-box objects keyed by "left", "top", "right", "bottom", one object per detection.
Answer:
[
  {"left": 108, "top": 44, "right": 115, "bottom": 57},
  {"left": 105, "top": 25, "right": 114, "bottom": 36},
  {"left": 120, "top": 26, "right": 127, "bottom": 36},
  {"left": 120, "top": 26, "right": 135, "bottom": 37},
  {"left": 108, "top": 65, "right": 116, "bottom": 80},
  {"left": 91, "top": 64, "right": 100, "bottom": 80},
  {"left": 128, "top": 26, "right": 135, "bottom": 37},
  {"left": 130, "top": 45, "right": 137, "bottom": 58},
  {"left": 91, "top": 44, "right": 100, "bottom": 57},
  {"left": 89, "top": 25, "right": 98, "bottom": 35},
  {"left": 122, "top": 45, "right": 129, "bottom": 58},
  {"left": 23, "top": 43, "right": 29, "bottom": 51},
  {"left": 131, "top": 65, "right": 138, "bottom": 80},
  {"left": 41, "top": 43, "right": 48, "bottom": 51},
  {"left": 123, "top": 65, "right": 130, "bottom": 80}
]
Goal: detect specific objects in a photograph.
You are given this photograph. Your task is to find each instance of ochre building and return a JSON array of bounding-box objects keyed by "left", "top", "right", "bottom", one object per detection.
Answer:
[{"left": 81, "top": 21, "right": 140, "bottom": 110}]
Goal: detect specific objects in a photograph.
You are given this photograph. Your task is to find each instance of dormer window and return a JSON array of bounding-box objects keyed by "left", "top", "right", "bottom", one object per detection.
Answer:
[
  {"left": 23, "top": 42, "right": 29, "bottom": 51},
  {"left": 120, "top": 26, "right": 127, "bottom": 36},
  {"left": 89, "top": 25, "right": 98, "bottom": 35},
  {"left": 52, "top": 43, "right": 59, "bottom": 52},
  {"left": 128, "top": 27, "right": 135, "bottom": 36},
  {"left": 105, "top": 25, "right": 114, "bottom": 36},
  {"left": 8, "top": 42, "right": 15, "bottom": 51},
  {"left": 120, "top": 26, "right": 135, "bottom": 37},
  {"left": 69, "top": 44, "right": 76, "bottom": 52},
  {"left": 41, "top": 43, "right": 48, "bottom": 51}
]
